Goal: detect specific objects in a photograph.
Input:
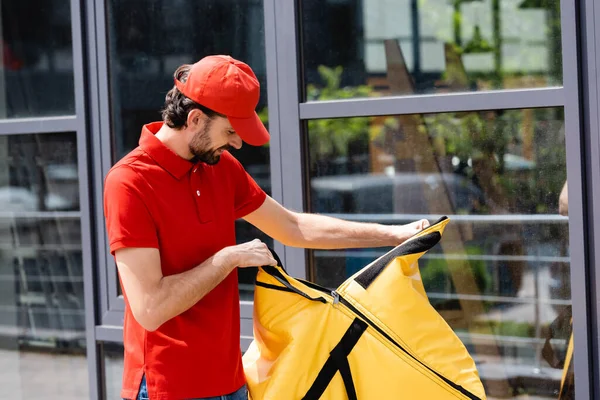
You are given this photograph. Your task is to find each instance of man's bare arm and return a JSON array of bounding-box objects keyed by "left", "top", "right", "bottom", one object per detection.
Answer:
[
  {"left": 115, "top": 239, "right": 276, "bottom": 331},
  {"left": 244, "top": 196, "right": 429, "bottom": 249}
]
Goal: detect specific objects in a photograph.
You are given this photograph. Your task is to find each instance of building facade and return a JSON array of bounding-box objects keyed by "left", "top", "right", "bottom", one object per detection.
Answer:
[{"left": 1, "top": 0, "right": 600, "bottom": 398}]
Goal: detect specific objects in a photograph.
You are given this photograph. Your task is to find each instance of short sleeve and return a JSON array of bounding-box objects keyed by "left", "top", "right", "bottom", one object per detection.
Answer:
[
  {"left": 103, "top": 165, "right": 159, "bottom": 255},
  {"left": 224, "top": 153, "right": 267, "bottom": 219}
]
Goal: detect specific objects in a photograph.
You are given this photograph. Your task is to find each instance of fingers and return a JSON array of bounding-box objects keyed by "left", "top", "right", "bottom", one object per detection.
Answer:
[
  {"left": 240, "top": 239, "right": 279, "bottom": 267},
  {"left": 257, "top": 241, "right": 276, "bottom": 265},
  {"left": 257, "top": 241, "right": 278, "bottom": 265},
  {"left": 406, "top": 219, "right": 429, "bottom": 231}
]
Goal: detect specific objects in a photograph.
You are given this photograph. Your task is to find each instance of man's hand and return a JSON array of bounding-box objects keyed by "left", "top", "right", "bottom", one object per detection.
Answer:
[
  {"left": 220, "top": 239, "right": 279, "bottom": 268},
  {"left": 388, "top": 219, "right": 431, "bottom": 245}
]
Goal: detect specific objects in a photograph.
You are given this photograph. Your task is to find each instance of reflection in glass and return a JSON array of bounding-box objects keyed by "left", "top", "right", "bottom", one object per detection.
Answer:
[
  {"left": 0, "top": 133, "right": 79, "bottom": 212},
  {"left": 106, "top": 0, "right": 270, "bottom": 301},
  {"left": 104, "top": 343, "right": 125, "bottom": 400},
  {"left": 307, "top": 108, "right": 572, "bottom": 398},
  {"left": 0, "top": 0, "right": 74, "bottom": 117},
  {"left": 302, "top": 0, "right": 562, "bottom": 100},
  {"left": 0, "top": 133, "right": 87, "bottom": 399}
]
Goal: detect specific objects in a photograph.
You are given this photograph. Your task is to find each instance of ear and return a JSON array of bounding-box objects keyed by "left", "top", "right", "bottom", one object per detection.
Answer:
[{"left": 186, "top": 109, "right": 206, "bottom": 130}]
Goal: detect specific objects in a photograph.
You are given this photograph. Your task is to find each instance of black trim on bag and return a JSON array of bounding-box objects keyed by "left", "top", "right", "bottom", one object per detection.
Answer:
[
  {"left": 302, "top": 318, "right": 367, "bottom": 400},
  {"left": 256, "top": 279, "right": 331, "bottom": 298},
  {"left": 354, "top": 218, "right": 445, "bottom": 289},
  {"left": 255, "top": 281, "right": 295, "bottom": 293},
  {"left": 260, "top": 266, "right": 327, "bottom": 303},
  {"left": 432, "top": 216, "right": 449, "bottom": 226},
  {"left": 298, "top": 278, "right": 335, "bottom": 295}
]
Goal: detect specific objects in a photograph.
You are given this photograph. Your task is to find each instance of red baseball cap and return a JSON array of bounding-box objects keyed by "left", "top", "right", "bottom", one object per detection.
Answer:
[{"left": 174, "top": 55, "right": 269, "bottom": 146}]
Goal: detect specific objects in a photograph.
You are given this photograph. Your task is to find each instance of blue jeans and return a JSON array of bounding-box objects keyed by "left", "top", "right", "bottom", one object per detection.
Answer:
[{"left": 131, "top": 375, "right": 248, "bottom": 400}]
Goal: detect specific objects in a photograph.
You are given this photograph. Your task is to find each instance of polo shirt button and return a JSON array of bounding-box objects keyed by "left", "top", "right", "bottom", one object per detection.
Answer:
[
  {"left": 196, "top": 190, "right": 201, "bottom": 196},
  {"left": 193, "top": 168, "right": 197, "bottom": 173}
]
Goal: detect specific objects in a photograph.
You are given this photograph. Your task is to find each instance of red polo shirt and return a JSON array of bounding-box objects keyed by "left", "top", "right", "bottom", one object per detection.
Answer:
[{"left": 103, "top": 122, "right": 267, "bottom": 399}]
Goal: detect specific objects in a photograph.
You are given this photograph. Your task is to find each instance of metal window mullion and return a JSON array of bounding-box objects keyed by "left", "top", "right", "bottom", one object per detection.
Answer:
[
  {"left": 0, "top": 116, "right": 78, "bottom": 135},
  {"left": 99, "top": 0, "right": 122, "bottom": 312},
  {"left": 273, "top": 0, "right": 307, "bottom": 280},
  {"left": 0, "top": 211, "right": 81, "bottom": 218},
  {"left": 263, "top": 0, "right": 288, "bottom": 268},
  {"left": 71, "top": 0, "right": 101, "bottom": 399},
  {"left": 299, "top": 87, "right": 565, "bottom": 120},
  {"left": 107, "top": 258, "right": 124, "bottom": 311},
  {"left": 84, "top": 0, "right": 110, "bottom": 322},
  {"left": 95, "top": 325, "right": 123, "bottom": 343},
  {"left": 562, "top": 0, "right": 596, "bottom": 398},
  {"left": 92, "top": 0, "right": 125, "bottom": 316},
  {"left": 101, "top": 308, "right": 124, "bottom": 328},
  {"left": 240, "top": 301, "right": 254, "bottom": 319},
  {"left": 240, "top": 318, "right": 254, "bottom": 352}
]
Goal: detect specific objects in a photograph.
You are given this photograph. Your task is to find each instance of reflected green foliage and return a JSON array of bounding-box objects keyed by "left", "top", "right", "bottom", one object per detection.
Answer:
[
  {"left": 469, "top": 320, "right": 535, "bottom": 338},
  {"left": 422, "top": 246, "right": 491, "bottom": 306},
  {"left": 418, "top": 0, "right": 562, "bottom": 87},
  {"left": 303, "top": 65, "right": 566, "bottom": 214},
  {"left": 305, "top": 66, "right": 398, "bottom": 173},
  {"left": 424, "top": 107, "right": 566, "bottom": 214}
]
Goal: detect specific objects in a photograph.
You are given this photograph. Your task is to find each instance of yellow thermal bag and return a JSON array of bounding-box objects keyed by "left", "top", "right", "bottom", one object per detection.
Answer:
[{"left": 243, "top": 217, "right": 486, "bottom": 399}]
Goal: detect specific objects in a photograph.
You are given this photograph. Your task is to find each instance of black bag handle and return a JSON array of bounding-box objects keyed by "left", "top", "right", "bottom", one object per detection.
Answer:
[
  {"left": 258, "top": 247, "right": 327, "bottom": 304},
  {"left": 355, "top": 216, "right": 446, "bottom": 289}
]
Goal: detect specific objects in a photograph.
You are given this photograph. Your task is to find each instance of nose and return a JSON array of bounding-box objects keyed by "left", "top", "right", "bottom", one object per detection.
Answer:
[{"left": 229, "top": 133, "right": 243, "bottom": 150}]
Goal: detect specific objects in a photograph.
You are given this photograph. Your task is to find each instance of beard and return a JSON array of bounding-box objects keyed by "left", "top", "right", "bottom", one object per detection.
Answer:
[{"left": 188, "top": 120, "right": 231, "bottom": 165}]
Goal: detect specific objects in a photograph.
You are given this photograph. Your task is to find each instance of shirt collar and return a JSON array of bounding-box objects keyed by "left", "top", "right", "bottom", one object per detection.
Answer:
[{"left": 139, "top": 122, "right": 195, "bottom": 180}]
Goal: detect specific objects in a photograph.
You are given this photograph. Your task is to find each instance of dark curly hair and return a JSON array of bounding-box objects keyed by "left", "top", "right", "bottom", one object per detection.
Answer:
[{"left": 161, "top": 64, "right": 225, "bottom": 129}]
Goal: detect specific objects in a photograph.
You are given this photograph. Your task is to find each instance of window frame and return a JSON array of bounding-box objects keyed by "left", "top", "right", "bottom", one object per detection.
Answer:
[{"left": 82, "top": 0, "right": 600, "bottom": 399}]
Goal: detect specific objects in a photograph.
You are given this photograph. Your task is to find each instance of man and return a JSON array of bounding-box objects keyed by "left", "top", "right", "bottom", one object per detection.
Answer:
[{"left": 104, "top": 55, "right": 429, "bottom": 400}]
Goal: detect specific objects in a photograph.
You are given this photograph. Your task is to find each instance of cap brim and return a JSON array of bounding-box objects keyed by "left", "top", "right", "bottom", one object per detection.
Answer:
[{"left": 228, "top": 112, "right": 270, "bottom": 146}]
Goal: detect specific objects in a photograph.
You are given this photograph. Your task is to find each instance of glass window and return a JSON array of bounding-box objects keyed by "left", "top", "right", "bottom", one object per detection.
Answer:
[
  {"left": 301, "top": 0, "right": 562, "bottom": 101},
  {"left": 0, "top": 0, "right": 75, "bottom": 117},
  {"left": 307, "top": 108, "right": 573, "bottom": 398},
  {"left": 105, "top": 0, "right": 270, "bottom": 302},
  {"left": 104, "top": 342, "right": 124, "bottom": 399},
  {"left": 0, "top": 133, "right": 87, "bottom": 398}
]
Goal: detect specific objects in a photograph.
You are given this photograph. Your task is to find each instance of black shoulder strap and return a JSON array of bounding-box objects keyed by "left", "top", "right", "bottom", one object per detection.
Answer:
[{"left": 302, "top": 318, "right": 368, "bottom": 400}]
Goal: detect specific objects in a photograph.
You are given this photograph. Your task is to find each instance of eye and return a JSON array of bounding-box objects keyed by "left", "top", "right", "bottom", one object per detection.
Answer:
[{"left": 228, "top": 130, "right": 236, "bottom": 136}]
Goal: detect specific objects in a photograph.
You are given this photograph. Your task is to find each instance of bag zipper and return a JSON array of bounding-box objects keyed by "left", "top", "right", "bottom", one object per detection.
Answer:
[
  {"left": 330, "top": 290, "right": 481, "bottom": 400},
  {"left": 331, "top": 290, "right": 340, "bottom": 305}
]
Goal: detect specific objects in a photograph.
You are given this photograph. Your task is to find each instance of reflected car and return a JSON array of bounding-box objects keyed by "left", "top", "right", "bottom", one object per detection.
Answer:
[{"left": 309, "top": 172, "right": 531, "bottom": 299}]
